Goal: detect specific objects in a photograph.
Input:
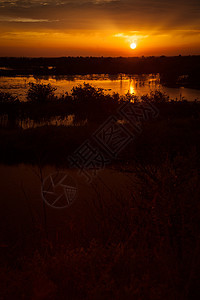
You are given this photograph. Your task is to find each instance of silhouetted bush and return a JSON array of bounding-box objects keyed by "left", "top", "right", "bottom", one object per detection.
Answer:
[
  {"left": 141, "top": 90, "right": 169, "bottom": 103},
  {"left": 123, "top": 91, "right": 139, "bottom": 102},
  {"left": 71, "top": 83, "right": 105, "bottom": 103},
  {"left": 0, "top": 92, "right": 19, "bottom": 104},
  {"left": 27, "top": 83, "right": 57, "bottom": 103}
]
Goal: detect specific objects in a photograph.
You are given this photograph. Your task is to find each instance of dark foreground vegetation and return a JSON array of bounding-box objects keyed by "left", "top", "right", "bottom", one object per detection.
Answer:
[
  {"left": 1, "top": 55, "right": 200, "bottom": 89},
  {"left": 0, "top": 84, "right": 200, "bottom": 299}
]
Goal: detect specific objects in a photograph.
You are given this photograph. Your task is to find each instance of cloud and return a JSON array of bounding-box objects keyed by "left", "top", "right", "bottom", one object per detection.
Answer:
[
  {"left": 0, "top": 0, "right": 118, "bottom": 8},
  {"left": 114, "top": 32, "right": 149, "bottom": 43},
  {"left": 0, "top": 16, "right": 54, "bottom": 22}
]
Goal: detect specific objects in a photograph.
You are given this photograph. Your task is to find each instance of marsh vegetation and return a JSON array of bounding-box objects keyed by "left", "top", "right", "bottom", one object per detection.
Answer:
[{"left": 0, "top": 83, "right": 200, "bottom": 299}]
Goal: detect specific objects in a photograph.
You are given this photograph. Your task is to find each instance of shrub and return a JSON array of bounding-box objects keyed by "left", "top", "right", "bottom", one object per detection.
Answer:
[
  {"left": 141, "top": 90, "right": 170, "bottom": 103},
  {"left": 124, "top": 91, "right": 139, "bottom": 102},
  {"left": 0, "top": 91, "right": 19, "bottom": 104},
  {"left": 27, "top": 83, "right": 57, "bottom": 103},
  {"left": 71, "top": 83, "right": 105, "bottom": 102}
]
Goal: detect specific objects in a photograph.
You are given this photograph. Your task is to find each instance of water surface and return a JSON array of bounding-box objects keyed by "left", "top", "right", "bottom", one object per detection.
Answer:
[{"left": 0, "top": 74, "right": 200, "bottom": 101}]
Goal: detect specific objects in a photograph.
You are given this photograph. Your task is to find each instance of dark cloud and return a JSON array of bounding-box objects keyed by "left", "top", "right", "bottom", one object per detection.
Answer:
[{"left": 0, "top": 0, "right": 199, "bottom": 30}]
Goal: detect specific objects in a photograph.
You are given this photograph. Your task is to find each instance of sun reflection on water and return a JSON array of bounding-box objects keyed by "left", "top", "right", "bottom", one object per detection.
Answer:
[{"left": 129, "top": 80, "right": 135, "bottom": 94}]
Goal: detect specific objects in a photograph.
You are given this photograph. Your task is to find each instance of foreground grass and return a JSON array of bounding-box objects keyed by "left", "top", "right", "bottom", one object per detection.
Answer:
[
  {"left": 0, "top": 87, "right": 200, "bottom": 299},
  {"left": 1, "top": 154, "right": 200, "bottom": 300}
]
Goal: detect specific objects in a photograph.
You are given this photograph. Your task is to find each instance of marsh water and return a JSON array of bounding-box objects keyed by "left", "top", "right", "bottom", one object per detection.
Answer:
[{"left": 1, "top": 73, "right": 200, "bottom": 102}]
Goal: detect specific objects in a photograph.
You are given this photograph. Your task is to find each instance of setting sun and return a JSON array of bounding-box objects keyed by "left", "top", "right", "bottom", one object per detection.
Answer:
[{"left": 130, "top": 43, "right": 137, "bottom": 50}]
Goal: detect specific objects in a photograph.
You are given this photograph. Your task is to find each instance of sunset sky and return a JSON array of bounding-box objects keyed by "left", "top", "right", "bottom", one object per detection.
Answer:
[{"left": 0, "top": 0, "right": 200, "bottom": 57}]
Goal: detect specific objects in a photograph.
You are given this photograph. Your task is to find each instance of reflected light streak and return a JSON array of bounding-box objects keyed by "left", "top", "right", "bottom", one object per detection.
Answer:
[{"left": 129, "top": 80, "right": 135, "bottom": 94}]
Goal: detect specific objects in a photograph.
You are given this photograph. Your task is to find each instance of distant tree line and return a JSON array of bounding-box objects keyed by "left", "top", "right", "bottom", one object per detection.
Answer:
[{"left": 0, "top": 56, "right": 200, "bottom": 89}]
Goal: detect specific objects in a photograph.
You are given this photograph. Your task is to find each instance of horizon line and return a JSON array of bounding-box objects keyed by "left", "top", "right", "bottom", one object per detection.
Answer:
[{"left": 1, "top": 55, "right": 200, "bottom": 59}]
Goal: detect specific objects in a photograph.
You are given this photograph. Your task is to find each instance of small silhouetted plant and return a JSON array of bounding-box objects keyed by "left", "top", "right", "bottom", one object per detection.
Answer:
[
  {"left": 27, "top": 83, "right": 57, "bottom": 103},
  {"left": 0, "top": 91, "right": 19, "bottom": 104},
  {"left": 124, "top": 91, "right": 139, "bottom": 102}
]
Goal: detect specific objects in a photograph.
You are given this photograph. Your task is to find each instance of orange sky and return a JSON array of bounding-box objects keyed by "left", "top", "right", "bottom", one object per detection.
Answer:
[{"left": 0, "top": 0, "right": 200, "bottom": 57}]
